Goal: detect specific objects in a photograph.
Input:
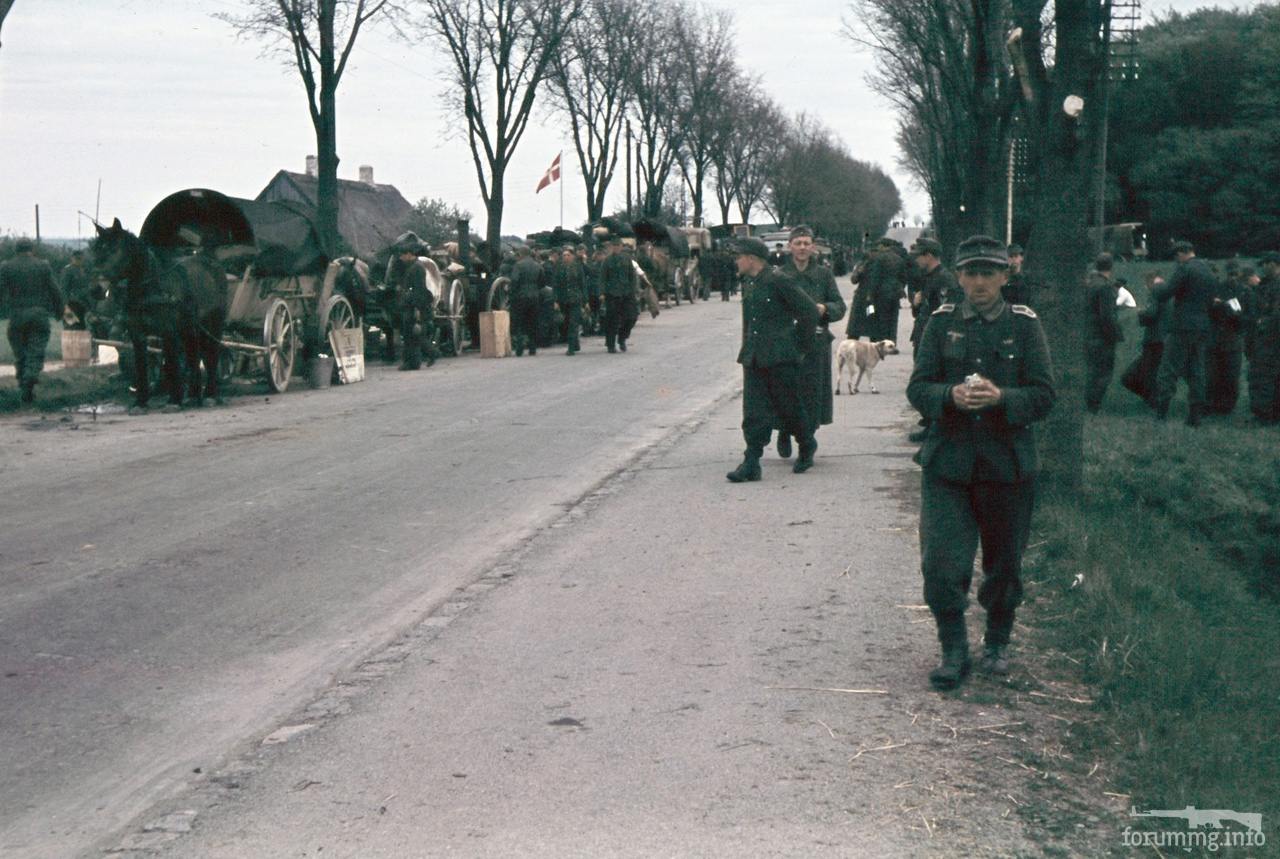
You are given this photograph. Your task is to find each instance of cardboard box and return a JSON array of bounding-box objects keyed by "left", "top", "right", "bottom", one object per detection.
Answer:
[{"left": 479, "top": 310, "right": 512, "bottom": 358}]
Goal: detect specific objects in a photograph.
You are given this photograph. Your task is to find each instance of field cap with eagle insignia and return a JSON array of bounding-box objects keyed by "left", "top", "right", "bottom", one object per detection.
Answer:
[{"left": 954, "top": 235, "right": 1009, "bottom": 268}]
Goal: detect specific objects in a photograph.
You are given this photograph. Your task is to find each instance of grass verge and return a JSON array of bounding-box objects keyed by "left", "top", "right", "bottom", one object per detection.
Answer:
[{"left": 1023, "top": 353, "right": 1280, "bottom": 833}]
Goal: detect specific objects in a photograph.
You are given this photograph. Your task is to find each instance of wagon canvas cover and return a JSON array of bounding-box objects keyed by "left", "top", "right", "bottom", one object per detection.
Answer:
[{"left": 140, "top": 188, "right": 328, "bottom": 276}]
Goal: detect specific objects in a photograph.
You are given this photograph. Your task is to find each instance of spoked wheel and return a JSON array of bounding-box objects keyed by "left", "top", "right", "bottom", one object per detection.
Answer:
[
  {"left": 320, "top": 293, "right": 358, "bottom": 345},
  {"left": 486, "top": 276, "right": 511, "bottom": 312},
  {"left": 443, "top": 279, "right": 466, "bottom": 356},
  {"left": 263, "top": 298, "right": 297, "bottom": 393}
]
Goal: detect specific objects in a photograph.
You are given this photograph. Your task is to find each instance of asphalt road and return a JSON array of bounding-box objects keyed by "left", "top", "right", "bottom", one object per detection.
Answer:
[{"left": 2, "top": 288, "right": 1114, "bottom": 858}]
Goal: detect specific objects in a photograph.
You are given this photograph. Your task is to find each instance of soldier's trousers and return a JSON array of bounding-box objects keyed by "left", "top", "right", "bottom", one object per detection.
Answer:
[
  {"left": 920, "top": 472, "right": 1036, "bottom": 645},
  {"left": 1154, "top": 329, "right": 1207, "bottom": 413},
  {"left": 742, "top": 362, "right": 812, "bottom": 459},
  {"left": 1205, "top": 348, "right": 1242, "bottom": 414},
  {"left": 1248, "top": 345, "right": 1280, "bottom": 422},
  {"left": 561, "top": 303, "right": 582, "bottom": 353},
  {"left": 603, "top": 294, "right": 637, "bottom": 349},
  {"left": 511, "top": 297, "right": 540, "bottom": 355},
  {"left": 1084, "top": 341, "right": 1117, "bottom": 412},
  {"left": 398, "top": 309, "right": 438, "bottom": 369},
  {"left": 7, "top": 312, "right": 51, "bottom": 386}
]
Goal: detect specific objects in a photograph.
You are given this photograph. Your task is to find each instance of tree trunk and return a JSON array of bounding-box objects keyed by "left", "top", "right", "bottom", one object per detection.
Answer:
[
  {"left": 315, "top": 5, "right": 341, "bottom": 259},
  {"left": 485, "top": 171, "right": 506, "bottom": 275}
]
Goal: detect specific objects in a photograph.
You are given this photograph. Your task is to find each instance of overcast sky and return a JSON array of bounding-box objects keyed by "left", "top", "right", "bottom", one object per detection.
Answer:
[{"left": 0, "top": 0, "right": 1246, "bottom": 241}]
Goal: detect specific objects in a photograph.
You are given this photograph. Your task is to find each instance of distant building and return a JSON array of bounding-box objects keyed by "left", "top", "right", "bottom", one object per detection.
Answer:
[{"left": 256, "top": 161, "right": 414, "bottom": 261}]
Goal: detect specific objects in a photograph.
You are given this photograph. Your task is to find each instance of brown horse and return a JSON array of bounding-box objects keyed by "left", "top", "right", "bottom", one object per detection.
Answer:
[{"left": 92, "top": 218, "right": 227, "bottom": 410}]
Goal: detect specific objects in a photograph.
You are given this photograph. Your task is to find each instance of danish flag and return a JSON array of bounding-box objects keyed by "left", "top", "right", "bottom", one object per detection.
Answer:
[{"left": 536, "top": 153, "right": 561, "bottom": 193}]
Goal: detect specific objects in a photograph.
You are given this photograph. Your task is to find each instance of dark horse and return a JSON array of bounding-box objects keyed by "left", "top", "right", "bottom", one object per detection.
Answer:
[{"left": 92, "top": 218, "right": 227, "bottom": 410}]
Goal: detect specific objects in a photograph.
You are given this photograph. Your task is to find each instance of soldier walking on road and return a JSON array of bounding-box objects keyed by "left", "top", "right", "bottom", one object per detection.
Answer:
[
  {"left": 2, "top": 238, "right": 64, "bottom": 403},
  {"left": 1152, "top": 240, "right": 1218, "bottom": 426},
  {"left": 726, "top": 237, "right": 820, "bottom": 483},
  {"left": 907, "top": 236, "right": 1056, "bottom": 690},
  {"left": 510, "top": 245, "right": 543, "bottom": 357},
  {"left": 1084, "top": 253, "right": 1124, "bottom": 413},
  {"left": 393, "top": 240, "right": 437, "bottom": 371},
  {"left": 775, "top": 225, "right": 846, "bottom": 460},
  {"left": 553, "top": 246, "right": 586, "bottom": 356},
  {"left": 600, "top": 238, "right": 638, "bottom": 354}
]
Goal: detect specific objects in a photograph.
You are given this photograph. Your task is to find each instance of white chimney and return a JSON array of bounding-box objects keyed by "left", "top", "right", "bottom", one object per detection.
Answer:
[
  {"left": 305, "top": 155, "right": 318, "bottom": 178},
  {"left": 359, "top": 165, "right": 374, "bottom": 185}
]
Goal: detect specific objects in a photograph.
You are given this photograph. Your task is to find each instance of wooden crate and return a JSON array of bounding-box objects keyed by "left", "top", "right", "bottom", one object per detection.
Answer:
[
  {"left": 61, "top": 330, "right": 93, "bottom": 367},
  {"left": 479, "top": 310, "right": 512, "bottom": 358}
]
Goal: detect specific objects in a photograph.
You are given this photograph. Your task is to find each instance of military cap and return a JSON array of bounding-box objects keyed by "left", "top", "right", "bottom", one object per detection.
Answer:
[
  {"left": 954, "top": 235, "right": 1009, "bottom": 268},
  {"left": 393, "top": 232, "right": 425, "bottom": 255},
  {"left": 1259, "top": 251, "right": 1280, "bottom": 265},
  {"left": 1171, "top": 240, "right": 1195, "bottom": 255},
  {"left": 730, "top": 237, "right": 770, "bottom": 261},
  {"left": 14, "top": 237, "right": 34, "bottom": 253},
  {"left": 910, "top": 237, "right": 943, "bottom": 258},
  {"left": 1006, "top": 243, "right": 1024, "bottom": 256},
  {"left": 789, "top": 224, "right": 814, "bottom": 241}
]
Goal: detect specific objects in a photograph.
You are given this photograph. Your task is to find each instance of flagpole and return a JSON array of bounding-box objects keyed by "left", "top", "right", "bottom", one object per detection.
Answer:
[{"left": 559, "top": 149, "right": 564, "bottom": 227}]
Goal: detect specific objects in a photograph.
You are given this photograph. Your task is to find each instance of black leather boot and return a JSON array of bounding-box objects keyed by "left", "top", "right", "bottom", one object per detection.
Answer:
[
  {"left": 726, "top": 456, "right": 762, "bottom": 483},
  {"left": 929, "top": 614, "right": 971, "bottom": 691},
  {"left": 792, "top": 440, "right": 816, "bottom": 473},
  {"left": 978, "top": 644, "right": 1010, "bottom": 676},
  {"left": 776, "top": 434, "right": 792, "bottom": 459}
]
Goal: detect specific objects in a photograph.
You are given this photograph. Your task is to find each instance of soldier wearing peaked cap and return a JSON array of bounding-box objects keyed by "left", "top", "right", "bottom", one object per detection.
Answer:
[
  {"left": 1152, "top": 240, "right": 1218, "bottom": 426},
  {"left": 907, "top": 235, "right": 1056, "bottom": 691},
  {"left": 775, "top": 225, "right": 847, "bottom": 459},
  {"left": 726, "top": 237, "right": 820, "bottom": 482}
]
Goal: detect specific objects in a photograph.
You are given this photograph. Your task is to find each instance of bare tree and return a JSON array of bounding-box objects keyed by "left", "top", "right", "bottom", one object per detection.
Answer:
[
  {"left": 630, "top": 8, "right": 688, "bottom": 218},
  {"left": 1007, "top": 0, "right": 1113, "bottom": 497},
  {"left": 844, "top": 0, "right": 1019, "bottom": 254},
  {"left": 712, "top": 86, "right": 785, "bottom": 225},
  {"left": 671, "top": 7, "right": 736, "bottom": 227},
  {"left": 220, "top": 0, "right": 393, "bottom": 256},
  {"left": 419, "top": 0, "right": 582, "bottom": 270},
  {"left": 548, "top": 0, "right": 641, "bottom": 222},
  {"left": 0, "top": 0, "right": 16, "bottom": 52}
]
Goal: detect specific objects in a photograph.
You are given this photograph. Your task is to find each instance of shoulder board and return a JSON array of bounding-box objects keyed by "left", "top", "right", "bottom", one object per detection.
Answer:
[
  {"left": 1011, "top": 304, "right": 1038, "bottom": 319},
  {"left": 931, "top": 303, "right": 956, "bottom": 315}
]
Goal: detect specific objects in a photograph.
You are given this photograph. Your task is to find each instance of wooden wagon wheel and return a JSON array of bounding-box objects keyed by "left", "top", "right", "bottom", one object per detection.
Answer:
[
  {"left": 444, "top": 279, "right": 467, "bottom": 356},
  {"left": 263, "top": 298, "right": 297, "bottom": 393},
  {"left": 486, "top": 276, "right": 511, "bottom": 312}
]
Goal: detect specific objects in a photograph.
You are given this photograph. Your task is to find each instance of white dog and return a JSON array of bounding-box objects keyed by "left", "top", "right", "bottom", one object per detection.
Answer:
[{"left": 835, "top": 338, "right": 899, "bottom": 395}]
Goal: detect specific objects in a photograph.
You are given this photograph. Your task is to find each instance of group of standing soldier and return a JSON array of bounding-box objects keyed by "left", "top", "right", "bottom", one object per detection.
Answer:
[
  {"left": 1093, "top": 239, "right": 1280, "bottom": 426},
  {"left": 505, "top": 237, "right": 643, "bottom": 357}
]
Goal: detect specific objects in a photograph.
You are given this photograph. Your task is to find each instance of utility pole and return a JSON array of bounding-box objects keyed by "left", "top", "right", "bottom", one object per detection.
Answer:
[
  {"left": 625, "top": 122, "right": 632, "bottom": 220},
  {"left": 1094, "top": 0, "right": 1142, "bottom": 252}
]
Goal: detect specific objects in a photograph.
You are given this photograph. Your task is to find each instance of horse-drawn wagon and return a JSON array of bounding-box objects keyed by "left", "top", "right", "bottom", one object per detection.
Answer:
[
  {"left": 632, "top": 218, "right": 701, "bottom": 306},
  {"left": 93, "top": 188, "right": 367, "bottom": 406}
]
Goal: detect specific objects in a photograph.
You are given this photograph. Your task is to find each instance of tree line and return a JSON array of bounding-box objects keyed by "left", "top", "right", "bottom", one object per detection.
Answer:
[
  {"left": 213, "top": 0, "right": 898, "bottom": 270},
  {"left": 1107, "top": 5, "right": 1280, "bottom": 258}
]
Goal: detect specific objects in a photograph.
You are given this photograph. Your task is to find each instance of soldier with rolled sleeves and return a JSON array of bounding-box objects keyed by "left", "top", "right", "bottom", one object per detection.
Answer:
[
  {"left": 2, "top": 238, "right": 64, "bottom": 403},
  {"left": 775, "top": 225, "right": 847, "bottom": 459},
  {"left": 907, "top": 235, "right": 1056, "bottom": 690},
  {"left": 393, "top": 239, "right": 437, "bottom": 371},
  {"left": 1084, "top": 253, "right": 1124, "bottom": 413},
  {"left": 1152, "top": 240, "right": 1218, "bottom": 426},
  {"left": 726, "top": 237, "right": 820, "bottom": 483},
  {"left": 1247, "top": 251, "right": 1280, "bottom": 424}
]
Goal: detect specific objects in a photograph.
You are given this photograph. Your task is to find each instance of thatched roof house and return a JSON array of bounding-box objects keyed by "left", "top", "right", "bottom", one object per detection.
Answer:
[{"left": 256, "top": 163, "right": 414, "bottom": 261}]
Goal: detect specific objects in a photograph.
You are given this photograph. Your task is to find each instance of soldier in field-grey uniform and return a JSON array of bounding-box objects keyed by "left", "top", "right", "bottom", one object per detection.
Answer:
[{"left": 907, "top": 235, "right": 1056, "bottom": 691}]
